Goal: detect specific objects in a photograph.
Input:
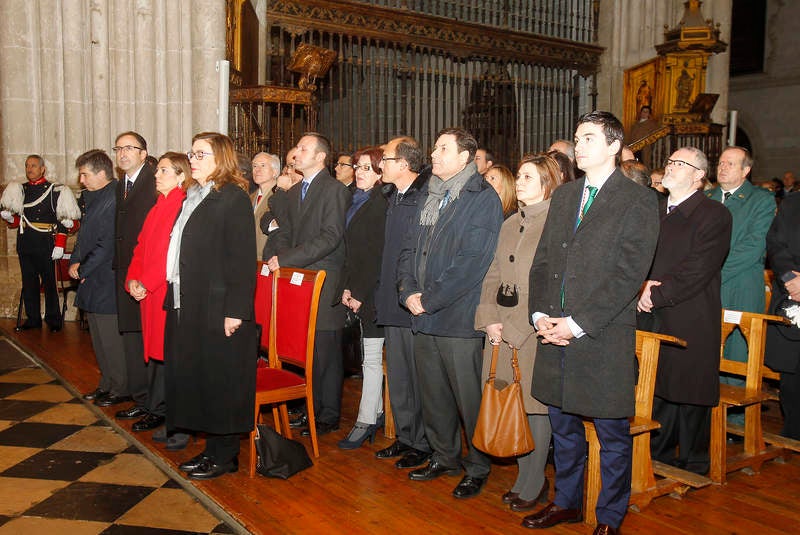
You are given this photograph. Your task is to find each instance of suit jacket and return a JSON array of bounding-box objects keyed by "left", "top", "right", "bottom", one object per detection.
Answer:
[
  {"left": 250, "top": 187, "right": 273, "bottom": 260},
  {"left": 706, "top": 180, "right": 775, "bottom": 314},
  {"left": 765, "top": 193, "right": 800, "bottom": 372},
  {"left": 337, "top": 187, "right": 388, "bottom": 337},
  {"left": 643, "top": 191, "right": 732, "bottom": 406},
  {"left": 269, "top": 169, "right": 351, "bottom": 330},
  {"left": 114, "top": 164, "right": 158, "bottom": 331},
  {"left": 529, "top": 170, "right": 659, "bottom": 418}
]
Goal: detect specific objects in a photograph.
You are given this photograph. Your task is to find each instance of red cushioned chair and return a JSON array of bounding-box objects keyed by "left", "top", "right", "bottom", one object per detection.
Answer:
[
  {"left": 253, "top": 261, "right": 272, "bottom": 369},
  {"left": 248, "top": 267, "right": 326, "bottom": 477}
]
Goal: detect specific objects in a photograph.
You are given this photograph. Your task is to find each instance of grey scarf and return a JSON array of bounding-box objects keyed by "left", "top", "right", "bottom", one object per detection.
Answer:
[{"left": 419, "top": 162, "right": 477, "bottom": 226}]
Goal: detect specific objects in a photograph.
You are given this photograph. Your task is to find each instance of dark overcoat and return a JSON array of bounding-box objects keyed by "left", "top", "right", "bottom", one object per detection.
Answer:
[
  {"left": 644, "top": 191, "right": 732, "bottom": 406},
  {"left": 167, "top": 183, "right": 257, "bottom": 435},
  {"left": 268, "top": 169, "right": 351, "bottom": 330},
  {"left": 765, "top": 193, "right": 800, "bottom": 372},
  {"left": 337, "top": 187, "right": 388, "bottom": 337},
  {"left": 114, "top": 164, "right": 158, "bottom": 331},
  {"left": 529, "top": 171, "right": 659, "bottom": 418}
]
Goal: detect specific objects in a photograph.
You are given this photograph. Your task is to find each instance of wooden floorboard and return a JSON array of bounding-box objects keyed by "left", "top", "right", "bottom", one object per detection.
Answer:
[{"left": 2, "top": 318, "right": 798, "bottom": 534}]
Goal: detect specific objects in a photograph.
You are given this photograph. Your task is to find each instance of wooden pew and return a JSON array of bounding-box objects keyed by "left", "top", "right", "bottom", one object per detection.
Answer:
[
  {"left": 583, "top": 330, "right": 709, "bottom": 526},
  {"left": 709, "top": 309, "right": 792, "bottom": 484}
]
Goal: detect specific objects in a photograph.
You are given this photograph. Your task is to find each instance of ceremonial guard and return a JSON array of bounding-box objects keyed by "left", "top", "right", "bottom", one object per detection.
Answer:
[{"left": 1, "top": 154, "right": 80, "bottom": 332}]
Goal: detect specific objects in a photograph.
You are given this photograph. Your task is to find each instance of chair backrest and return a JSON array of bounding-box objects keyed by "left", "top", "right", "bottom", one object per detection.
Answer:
[
  {"left": 720, "top": 309, "right": 789, "bottom": 391},
  {"left": 634, "top": 330, "right": 687, "bottom": 419},
  {"left": 254, "top": 261, "right": 273, "bottom": 353},
  {"left": 269, "top": 268, "right": 326, "bottom": 370}
]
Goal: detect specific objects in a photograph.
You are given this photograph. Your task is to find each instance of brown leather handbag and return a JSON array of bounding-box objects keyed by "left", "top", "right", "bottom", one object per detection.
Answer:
[{"left": 472, "top": 345, "right": 535, "bottom": 457}]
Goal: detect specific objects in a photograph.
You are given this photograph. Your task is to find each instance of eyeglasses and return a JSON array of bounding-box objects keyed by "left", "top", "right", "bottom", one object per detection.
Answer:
[
  {"left": 354, "top": 164, "right": 372, "bottom": 172},
  {"left": 112, "top": 145, "right": 144, "bottom": 153},
  {"left": 381, "top": 157, "right": 401, "bottom": 163},
  {"left": 664, "top": 158, "right": 701, "bottom": 171},
  {"left": 335, "top": 162, "right": 353, "bottom": 168},
  {"left": 187, "top": 151, "right": 214, "bottom": 161}
]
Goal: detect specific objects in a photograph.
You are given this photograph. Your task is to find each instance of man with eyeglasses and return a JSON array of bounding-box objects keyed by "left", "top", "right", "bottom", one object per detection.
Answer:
[
  {"left": 334, "top": 153, "right": 356, "bottom": 191},
  {"left": 637, "top": 147, "right": 732, "bottom": 475},
  {"left": 107, "top": 131, "right": 160, "bottom": 435},
  {"left": 266, "top": 132, "right": 350, "bottom": 437},
  {"left": 706, "top": 146, "right": 776, "bottom": 423}
]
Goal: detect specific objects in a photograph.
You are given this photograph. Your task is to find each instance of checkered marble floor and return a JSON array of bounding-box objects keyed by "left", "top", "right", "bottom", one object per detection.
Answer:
[{"left": 0, "top": 338, "right": 235, "bottom": 535}]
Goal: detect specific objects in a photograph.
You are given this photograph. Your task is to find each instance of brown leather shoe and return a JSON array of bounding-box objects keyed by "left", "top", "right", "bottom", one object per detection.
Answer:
[
  {"left": 593, "top": 523, "right": 619, "bottom": 535},
  {"left": 521, "top": 502, "right": 581, "bottom": 529},
  {"left": 511, "top": 479, "right": 550, "bottom": 511},
  {"left": 501, "top": 490, "right": 519, "bottom": 504}
]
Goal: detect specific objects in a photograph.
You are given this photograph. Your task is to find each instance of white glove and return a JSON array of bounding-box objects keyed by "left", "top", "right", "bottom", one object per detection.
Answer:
[
  {"left": 1, "top": 210, "right": 13, "bottom": 222},
  {"left": 60, "top": 219, "right": 74, "bottom": 229},
  {"left": 51, "top": 246, "right": 64, "bottom": 260}
]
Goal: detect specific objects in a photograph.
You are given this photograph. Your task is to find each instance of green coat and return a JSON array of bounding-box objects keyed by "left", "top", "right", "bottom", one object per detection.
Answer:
[{"left": 706, "top": 180, "right": 775, "bottom": 361}]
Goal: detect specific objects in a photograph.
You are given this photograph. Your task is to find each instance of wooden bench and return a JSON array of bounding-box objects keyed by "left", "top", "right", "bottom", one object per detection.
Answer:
[
  {"left": 583, "top": 330, "right": 709, "bottom": 526},
  {"left": 708, "top": 309, "right": 792, "bottom": 484}
]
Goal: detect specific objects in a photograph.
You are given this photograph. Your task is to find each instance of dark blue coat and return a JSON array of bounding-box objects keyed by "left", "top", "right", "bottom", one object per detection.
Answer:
[
  {"left": 375, "top": 171, "right": 430, "bottom": 328},
  {"left": 397, "top": 168, "right": 503, "bottom": 338},
  {"left": 73, "top": 181, "right": 118, "bottom": 314}
]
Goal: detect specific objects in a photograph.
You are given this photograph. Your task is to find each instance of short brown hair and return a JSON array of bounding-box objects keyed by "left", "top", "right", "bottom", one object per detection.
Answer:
[
  {"left": 517, "top": 153, "right": 561, "bottom": 202},
  {"left": 191, "top": 132, "right": 248, "bottom": 192}
]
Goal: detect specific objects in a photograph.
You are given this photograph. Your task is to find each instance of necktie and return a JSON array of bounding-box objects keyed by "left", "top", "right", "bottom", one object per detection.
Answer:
[
  {"left": 667, "top": 204, "right": 676, "bottom": 214},
  {"left": 301, "top": 181, "right": 310, "bottom": 202},
  {"left": 438, "top": 190, "right": 451, "bottom": 212},
  {"left": 579, "top": 185, "right": 598, "bottom": 223},
  {"left": 124, "top": 179, "right": 133, "bottom": 199},
  {"left": 723, "top": 191, "right": 732, "bottom": 204},
  {"left": 255, "top": 192, "right": 262, "bottom": 209}
]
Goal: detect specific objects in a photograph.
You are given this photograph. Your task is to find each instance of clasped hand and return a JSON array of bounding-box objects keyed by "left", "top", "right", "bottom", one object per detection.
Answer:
[{"left": 536, "top": 317, "right": 572, "bottom": 346}]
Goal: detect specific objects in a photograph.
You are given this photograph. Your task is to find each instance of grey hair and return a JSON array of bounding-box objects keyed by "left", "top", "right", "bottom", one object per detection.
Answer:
[{"left": 253, "top": 152, "right": 281, "bottom": 176}]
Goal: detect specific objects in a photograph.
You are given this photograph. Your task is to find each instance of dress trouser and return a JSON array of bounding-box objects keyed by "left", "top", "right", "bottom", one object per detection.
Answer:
[
  {"left": 87, "top": 312, "right": 127, "bottom": 396},
  {"left": 122, "top": 331, "right": 148, "bottom": 409},
  {"left": 414, "top": 333, "right": 490, "bottom": 478},
  {"left": 650, "top": 396, "right": 711, "bottom": 474},
  {"left": 512, "top": 413, "right": 552, "bottom": 500},
  {"left": 204, "top": 433, "right": 240, "bottom": 464},
  {"left": 780, "top": 360, "right": 800, "bottom": 439},
  {"left": 355, "top": 337, "right": 384, "bottom": 425},
  {"left": 549, "top": 405, "right": 631, "bottom": 529},
  {"left": 384, "top": 326, "right": 429, "bottom": 452},
  {"left": 20, "top": 252, "right": 60, "bottom": 326},
  {"left": 146, "top": 359, "right": 166, "bottom": 417},
  {"left": 312, "top": 329, "right": 343, "bottom": 426}
]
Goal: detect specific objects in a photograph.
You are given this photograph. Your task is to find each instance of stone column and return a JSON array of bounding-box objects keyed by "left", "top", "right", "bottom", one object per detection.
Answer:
[{"left": 191, "top": 0, "right": 226, "bottom": 134}]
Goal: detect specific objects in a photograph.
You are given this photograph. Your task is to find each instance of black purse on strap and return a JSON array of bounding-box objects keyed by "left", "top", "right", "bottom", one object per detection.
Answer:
[{"left": 496, "top": 283, "right": 519, "bottom": 308}]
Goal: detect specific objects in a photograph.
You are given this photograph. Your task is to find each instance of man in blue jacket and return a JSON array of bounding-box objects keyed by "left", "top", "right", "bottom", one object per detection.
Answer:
[{"left": 397, "top": 127, "right": 503, "bottom": 499}]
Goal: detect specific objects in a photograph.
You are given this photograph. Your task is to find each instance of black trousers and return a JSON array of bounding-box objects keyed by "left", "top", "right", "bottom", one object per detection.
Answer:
[
  {"left": 146, "top": 359, "right": 166, "bottom": 417},
  {"left": 312, "top": 329, "right": 343, "bottom": 426},
  {"left": 779, "top": 362, "right": 800, "bottom": 440},
  {"left": 19, "top": 252, "right": 60, "bottom": 326},
  {"left": 651, "top": 396, "right": 711, "bottom": 475},
  {"left": 204, "top": 433, "right": 240, "bottom": 464},
  {"left": 384, "top": 326, "right": 429, "bottom": 452},
  {"left": 122, "top": 331, "right": 148, "bottom": 408}
]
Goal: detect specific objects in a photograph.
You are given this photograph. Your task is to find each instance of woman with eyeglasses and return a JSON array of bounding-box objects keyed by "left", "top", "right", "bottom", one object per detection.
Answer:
[
  {"left": 474, "top": 153, "right": 561, "bottom": 512},
  {"left": 125, "top": 152, "right": 193, "bottom": 449},
  {"left": 165, "top": 132, "right": 257, "bottom": 480},
  {"left": 336, "top": 146, "right": 388, "bottom": 449},
  {"left": 484, "top": 164, "right": 518, "bottom": 219}
]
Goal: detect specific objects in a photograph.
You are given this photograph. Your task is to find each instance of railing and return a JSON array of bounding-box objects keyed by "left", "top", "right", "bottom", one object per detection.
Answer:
[{"left": 630, "top": 123, "right": 725, "bottom": 179}]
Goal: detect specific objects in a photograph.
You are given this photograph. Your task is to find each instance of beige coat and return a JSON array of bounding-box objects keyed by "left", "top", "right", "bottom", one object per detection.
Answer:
[
  {"left": 475, "top": 199, "right": 550, "bottom": 414},
  {"left": 251, "top": 188, "right": 273, "bottom": 260}
]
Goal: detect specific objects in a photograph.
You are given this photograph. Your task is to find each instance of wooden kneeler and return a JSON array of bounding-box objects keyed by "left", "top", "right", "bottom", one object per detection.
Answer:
[
  {"left": 709, "top": 310, "right": 793, "bottom": 484},
  {"left": 583, "top": 330, "right": 711, "bottom": 526}
]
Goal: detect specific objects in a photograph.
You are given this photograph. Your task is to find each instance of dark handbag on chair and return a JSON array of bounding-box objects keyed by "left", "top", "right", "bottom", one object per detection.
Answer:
[
  {"left": 472, "top": 345, "right": 535, "bottom": 457},
  {"left": 254, "top": 424, "right": 313, "bottom": 479}
]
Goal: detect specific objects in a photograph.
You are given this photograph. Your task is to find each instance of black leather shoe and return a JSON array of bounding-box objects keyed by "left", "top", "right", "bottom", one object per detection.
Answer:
[
  {"left": 289, "top": 414, "right": 308, "bottom": 429},
  {"left": 301, "top": 421, "right": 339, "bottom": 437},
  {"left": 521, "top": 502, "right": 581, "bottom": 529},
  {"left": 453, "top": 475, "right": 486, "bottom": 499},
  {"left": 375, "top": 440, "right": 412, "bottom": 459},
  {"left": 115, "top": 406, "right": 147, "bottom": 418},
  {"left": 188, "top": 458, "right": 238, "bottom": 480},
  {"left": 409, "top": 460, "right": 462, "bottom": 481},
  {"left": 47, "top": 323, "right": 62, "bottom": 333},
  {"left": 502, "top": 490, "right": 519, "bottom": 504},
  {"left": 179, "top": 453, "right": 210, "bottom": 472},
  {"left": 593, "top": 524, "right": 619, "bottom": 535},
  {"left": 15, "top": 322, "right": 42, "bottom": 332},
  {"left": 131, "top": 413, "right": 165, "bottom": 432},
  {"left": 95, "top": 394, "right": 132, "bottom": 407},
  {"left": 510, "top": 479, "right": 550, "bottom": 511},
  {"left": 83, "top": 388, "right": 108, "bottom": 401},
  {"left": 395, "top": 449, "right": 431, "bottom": 469}
]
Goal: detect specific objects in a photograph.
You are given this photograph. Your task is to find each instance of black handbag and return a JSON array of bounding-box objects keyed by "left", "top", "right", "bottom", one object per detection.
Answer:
[
  {"left": 254, "top": 424, "right": 313, "bottom": 479},
  {"left": 496, "top": 283, "right": 519, "bottom": 308},
  {"left": 341, "top": 309, "right": 364, "bottom": 376}
]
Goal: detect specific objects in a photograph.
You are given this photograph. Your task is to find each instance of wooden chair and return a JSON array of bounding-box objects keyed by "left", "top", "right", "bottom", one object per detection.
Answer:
[
  {"left": 709, "top": 309, "right": 791, "bottom": 484},
  {"left": 253, "top": 261, "right": 273, "bottom": 363},
  {"left": 583, "top": 330, "right": 710, "bottom": 526},
  {"left": 248, "top": 267, "right": 326, "bottom": 477}
]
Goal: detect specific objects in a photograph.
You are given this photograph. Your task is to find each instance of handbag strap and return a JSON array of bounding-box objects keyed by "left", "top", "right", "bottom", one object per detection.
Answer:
[
  {"left": 511, "top": 347, "right": 522, "bottom": 384},
  {"left": 487, "top": 343, "right": 500, "bottom": 381}
]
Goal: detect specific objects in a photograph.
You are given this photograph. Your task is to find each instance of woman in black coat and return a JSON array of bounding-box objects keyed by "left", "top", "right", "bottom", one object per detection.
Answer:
[
  {"left": 337, "top": 146, "right": 388, "bottom": 449},
  {"left": 165, "top": 132, "right": 257, "bottom": 480}
]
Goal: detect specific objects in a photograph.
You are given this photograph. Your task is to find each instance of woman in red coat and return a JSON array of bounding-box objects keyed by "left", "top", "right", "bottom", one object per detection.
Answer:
[{"left": 126, "top": 152, "right": 193, "bottom": 448}]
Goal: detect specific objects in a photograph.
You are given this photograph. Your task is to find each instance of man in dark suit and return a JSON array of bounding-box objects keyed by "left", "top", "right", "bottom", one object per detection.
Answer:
[
  {"left": 109, "top": 132, "right": 159, "bottom": 433},
  {"left": 526, "top": 111, "right": 659, "bottom": 535},
  {"left": 266, "top": 132, "right": 350, "bottom": 435},
  {"left": 637, "top": 147, "right": 732, "bottom": 475},
  {"left": 765, "top": 193, "right": 800, "bottom": 440}
]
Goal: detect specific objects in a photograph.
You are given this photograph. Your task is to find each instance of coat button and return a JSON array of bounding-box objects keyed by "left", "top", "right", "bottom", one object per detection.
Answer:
[
  {"left": 554, "top": 273, "right": 559, "bottom": 279},
  {"left": 562, "top": 242, "right": 568, "bottom": 248},
  {"left": 509, "top": 254, "right": 515, "bottom": 262},
  {"left": 422, "top": 251, "right": 427, "bottom": 256}
]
